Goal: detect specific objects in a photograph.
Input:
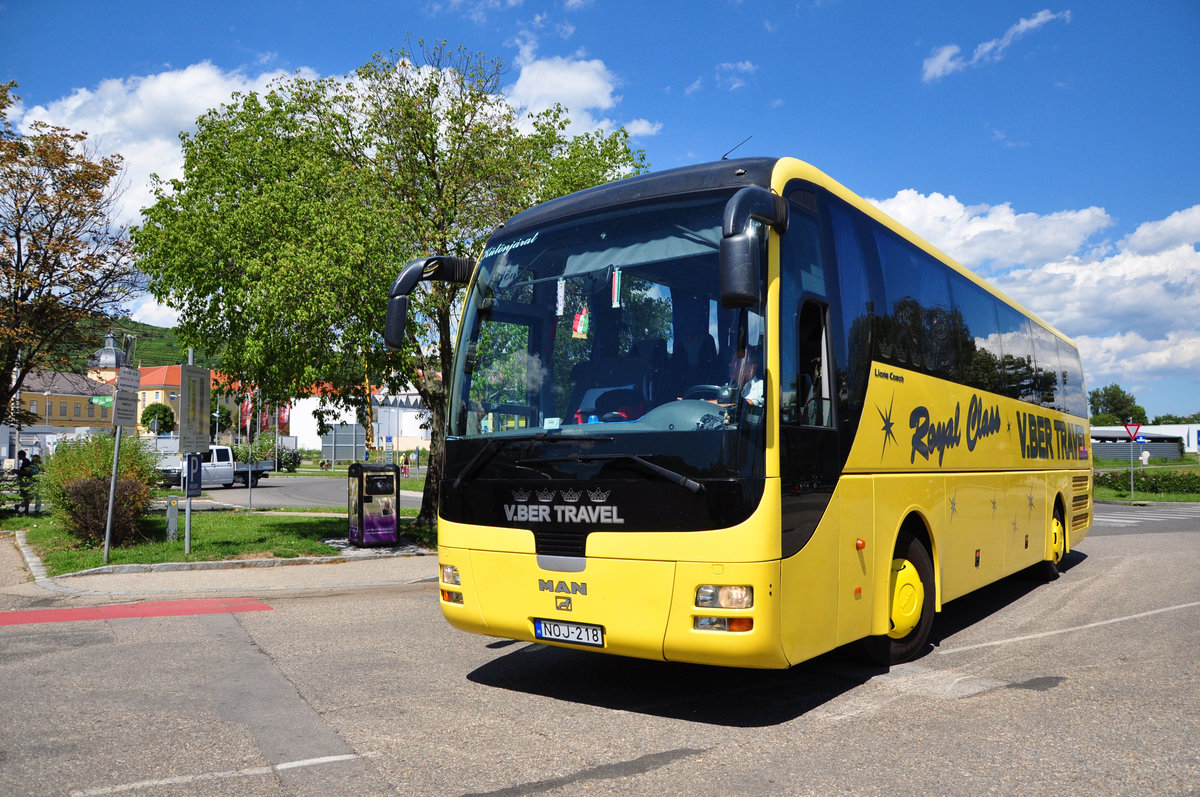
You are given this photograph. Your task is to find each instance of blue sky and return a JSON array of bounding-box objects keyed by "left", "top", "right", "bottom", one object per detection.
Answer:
[{"left": 3, "top": 1, "right": 1199, "bottom": 418}]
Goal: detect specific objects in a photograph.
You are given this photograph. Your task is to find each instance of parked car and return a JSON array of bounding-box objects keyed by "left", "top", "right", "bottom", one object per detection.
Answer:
[{"left": 158, "top": 445, "right": 273, "bottom": 489}]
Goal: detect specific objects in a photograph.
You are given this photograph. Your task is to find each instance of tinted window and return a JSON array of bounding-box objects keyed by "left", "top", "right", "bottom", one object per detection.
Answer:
[
  {"left": 1031, "top": 322, "right": 1064, "bottom": 410},
  {"left": 949, "top": 274, "right": 1004, "bottom": 394},
  {"left": 996, "top": 303, "right": 1034, "bottom": 401},
  {"left": 874, "top": 227, "right": 954, "bottom": 378},
  {"left": 1059, "top": 343, "right": 1088, "bottom": 417}
]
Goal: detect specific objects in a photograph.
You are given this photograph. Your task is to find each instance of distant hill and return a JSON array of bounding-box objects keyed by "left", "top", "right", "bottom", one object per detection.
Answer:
[{"left": 74, "top": 318, "right": 219, "bottom": 371}]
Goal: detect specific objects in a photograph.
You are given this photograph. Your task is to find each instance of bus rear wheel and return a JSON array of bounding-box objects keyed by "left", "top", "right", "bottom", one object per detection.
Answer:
[
  {"left": 863, "top": 532, "right": 935, "bottom": 666},
  {"left": 1040, "top": 511, "right": 1067, "bottom": 581}
]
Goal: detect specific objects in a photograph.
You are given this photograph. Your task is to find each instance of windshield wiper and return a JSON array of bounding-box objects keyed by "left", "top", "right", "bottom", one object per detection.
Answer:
[
  {"left": 452, "top": 432, "right": 614, "bottom": 490},
  {"left": 519, "top": 452, "right": 704, "bottom": 494}
]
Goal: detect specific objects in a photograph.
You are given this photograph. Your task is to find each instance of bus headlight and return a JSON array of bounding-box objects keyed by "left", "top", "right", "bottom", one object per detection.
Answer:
[
  {"left": 695, "top": 584, "right": 753, "bottom": 609},
  {"left": 440, "top": 564, "right": 461, "bottom": 586}
]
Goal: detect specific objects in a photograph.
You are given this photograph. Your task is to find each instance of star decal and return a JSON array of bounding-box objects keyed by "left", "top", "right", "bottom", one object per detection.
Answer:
[
  {"left": 1027, "top": 491, "right": 1035, "bottom": 512},
  {"left": 991, "top": 493, "right": 998, "bottom": 518},
  {"left": 949, "top": 490, "right": 958, "bottom": 520},
  {"left": 878, "top": 394, "right": 898, "bottom": 460}
]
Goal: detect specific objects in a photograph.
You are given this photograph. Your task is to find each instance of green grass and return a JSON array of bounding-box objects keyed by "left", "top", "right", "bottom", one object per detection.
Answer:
[{"left": 22, "top": 512, "right": 346, "bottom": 576}]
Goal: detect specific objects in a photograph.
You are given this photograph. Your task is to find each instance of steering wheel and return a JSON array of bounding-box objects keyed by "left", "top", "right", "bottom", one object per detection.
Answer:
[{"left": 680, "top": 384, "right": 727, "bottom": 401}]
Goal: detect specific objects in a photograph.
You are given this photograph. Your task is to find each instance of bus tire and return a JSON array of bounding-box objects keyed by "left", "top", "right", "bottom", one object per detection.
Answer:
[
  {"left": 1040, "top": 509, "right": 1067, "bottom": 581},
  {"left": 863, "top": 532, "right": 935, "bottom": 666}
]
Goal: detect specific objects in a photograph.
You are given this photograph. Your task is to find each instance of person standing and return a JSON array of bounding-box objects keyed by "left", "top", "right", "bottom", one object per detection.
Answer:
[{"left": 14, "top": 450, "right": 33, "bottom": 515}]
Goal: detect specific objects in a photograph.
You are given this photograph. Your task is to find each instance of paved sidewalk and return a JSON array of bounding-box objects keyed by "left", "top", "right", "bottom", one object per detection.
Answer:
[{"left": 9, "top": 529, "right": 438, "bottom": 600}]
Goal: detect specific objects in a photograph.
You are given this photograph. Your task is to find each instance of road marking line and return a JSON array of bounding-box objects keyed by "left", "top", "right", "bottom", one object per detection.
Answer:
[
  {"left": 70, "top": 753, "right": 368, "bottom": 795},
  {"left": 937, "top": 601, "right": 1200, "bottom": 655},
  {"left": 0, "top": 597, "right": 272, "bottom": 626}
]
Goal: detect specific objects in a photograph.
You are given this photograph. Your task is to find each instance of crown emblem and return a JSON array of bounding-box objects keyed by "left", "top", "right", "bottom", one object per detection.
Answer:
[
  {"left": 536, "top": 488, "right": 556, "bottom": 503},
  {"left": 561, "top": 488, "right": 582, "bottom": 503},
  {"left": 511, "top": 489, "right": 530, "bottom": 502},
  {"left": 587, "top": 488, "right": 610, "bottom": 502}
]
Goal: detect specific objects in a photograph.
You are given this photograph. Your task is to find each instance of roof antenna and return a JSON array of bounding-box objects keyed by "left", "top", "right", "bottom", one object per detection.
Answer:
[{"left": 721, "top": 135, "right": 752, "bottom": 160}]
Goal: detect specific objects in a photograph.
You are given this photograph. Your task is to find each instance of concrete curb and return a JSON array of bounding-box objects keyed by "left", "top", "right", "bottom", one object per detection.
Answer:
[{"left": 13, "top": 527, "right": 434, "bottom": 597}]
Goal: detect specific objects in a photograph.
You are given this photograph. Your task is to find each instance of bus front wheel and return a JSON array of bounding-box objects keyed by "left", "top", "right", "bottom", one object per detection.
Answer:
[{"left": 863, "top": 532, "right": 935, "bottom": 666}]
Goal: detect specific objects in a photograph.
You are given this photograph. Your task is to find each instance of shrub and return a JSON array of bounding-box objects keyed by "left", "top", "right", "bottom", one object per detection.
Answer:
[
  {"left": 276, "top": 448, "right": 301, "bottom": 472},
  {"left": 41, "top": 433, "right": 160, "bottom": 545},
  {"left": 59, "top": 477, "right": 150, "bottom": 546},
  {"left": 1095, "top": 469, "right": 1200, "bottom": 494}
]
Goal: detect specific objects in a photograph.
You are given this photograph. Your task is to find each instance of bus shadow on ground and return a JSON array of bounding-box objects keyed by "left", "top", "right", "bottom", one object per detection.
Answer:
[
  {"left": 927, "top": 549, "right": 1088, "bottom": 648},
  {"left": 468, "top": 643, "right": 878, "bottom": 727},
  {"left": 467, "top": 551, "right": 1088, "bottom": 727}
]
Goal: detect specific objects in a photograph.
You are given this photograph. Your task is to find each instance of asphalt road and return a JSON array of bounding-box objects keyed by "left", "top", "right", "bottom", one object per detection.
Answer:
[
  {"left": 194, "top": 473, "right": 424, "bottom": 512},
  {"left": 1, "top": 501, "right": 1197, "bottom": 795}
]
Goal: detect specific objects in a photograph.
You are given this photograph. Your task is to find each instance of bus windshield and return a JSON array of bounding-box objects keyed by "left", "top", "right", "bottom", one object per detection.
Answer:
[{"left": 448, "top": 191, "right": 768, "bottom": 488}]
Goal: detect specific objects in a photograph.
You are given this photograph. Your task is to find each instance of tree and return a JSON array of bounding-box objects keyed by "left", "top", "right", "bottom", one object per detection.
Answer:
[
  {"left": 141, "top": 402, "right": 176, "bottom": 434},
  {"left": 1088, "top": 383, "right": 1147, "bottom": 425},
  {"left": 1152, "top": 412, "right": 1200, "bottom": 424},
  {"left": 134, "top": 41, "right": 646, "bottom": 525},
  {"left": 1, "top": 82, "right": 139, "bottom": 427}
]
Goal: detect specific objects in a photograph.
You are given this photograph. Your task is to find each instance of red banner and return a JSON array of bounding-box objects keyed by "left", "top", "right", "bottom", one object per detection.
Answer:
[
  {"left": 277, "top": 404, "right": 290, "bottom": 431},
  {"left": 240, "top": 396, "right": 253, "bottom": 432}
]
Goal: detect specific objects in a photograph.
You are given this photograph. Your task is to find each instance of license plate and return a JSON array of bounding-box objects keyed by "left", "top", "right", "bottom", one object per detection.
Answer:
[{"left": 533, "top": 618, "right": 605, "bottom": 648}]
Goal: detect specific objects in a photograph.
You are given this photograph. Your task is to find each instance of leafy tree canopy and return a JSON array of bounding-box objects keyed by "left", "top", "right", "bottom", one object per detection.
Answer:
[
  {"left": 1088, "top": 383, "right": 1147, "bottom": 425},
  {"left": 133, "top": 40, "right": 647, "bottom": 523},
  {"left": 1, "top": 81, "right": 139, "bottom": 426},
  {"left": 140, "top": 402, "right": 176, "bottom": 434}
]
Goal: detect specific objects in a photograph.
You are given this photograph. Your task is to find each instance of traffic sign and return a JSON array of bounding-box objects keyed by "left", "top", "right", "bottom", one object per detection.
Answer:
[
  {"left": 186, "top": 453, "right": 202, "bottom": 498},
  {"left": 1136, "top": 436, "right": 1146, "bottom": 444},
  {"left": 1124, "top": 423, "right": 1141, "bottom": 441}
]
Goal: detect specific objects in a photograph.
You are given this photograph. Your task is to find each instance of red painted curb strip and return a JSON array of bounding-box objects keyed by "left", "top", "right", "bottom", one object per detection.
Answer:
[{"left": 0, "top": 598, "right": 272, "bottom": 626}]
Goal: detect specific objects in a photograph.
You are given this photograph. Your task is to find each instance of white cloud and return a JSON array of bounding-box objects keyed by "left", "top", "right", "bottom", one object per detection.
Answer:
[
  {"left": 716, "top": 60, "right": 757, "bottom": 91},
  {"left": 1119, "top": 204, "right": 1200, "bottom": 255},
  {"left": 506, "top": 33, "right": 619, "bottom": 134},
  {"left": 684, "top": 77, "right": 703, "bottom": 95},
  {"left": 870, "top": 188, "right": 1111, "bottom": 271},
  {"left": 129, "top": 295, "right": 181, "bottom": 328},
  {"left": 16, "top": 62, "right": 317, "bottom": 227},
  {"left": 923, "top": 9, "right": 1071, "bottom": 82},
  {"left": 624, "top": 118, "right": 662, "bottom": 137}
]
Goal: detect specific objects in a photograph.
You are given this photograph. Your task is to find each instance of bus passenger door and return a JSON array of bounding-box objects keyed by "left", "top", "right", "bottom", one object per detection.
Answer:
[{"left": 780, "top": 300, "right": 839, "bottom": 557}]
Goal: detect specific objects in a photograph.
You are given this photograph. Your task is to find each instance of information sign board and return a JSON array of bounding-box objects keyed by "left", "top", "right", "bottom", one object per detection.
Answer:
[
  {"left": 112, "top": 391, "right": 138, "bottom": 428},
  {"left": 116, "top": 366, "right": 141, "bottom": 394},
  {"left": 178, "top": 365, "right": 212, "bottom": 454}
]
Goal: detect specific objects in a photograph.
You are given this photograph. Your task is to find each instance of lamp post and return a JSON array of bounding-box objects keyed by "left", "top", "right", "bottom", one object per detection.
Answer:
[
  {"left": 213, "top": 411, "right": 219, "bottom": 443},
  {"left": 43, "top": 391, "right": 51, "bottom": 427}
]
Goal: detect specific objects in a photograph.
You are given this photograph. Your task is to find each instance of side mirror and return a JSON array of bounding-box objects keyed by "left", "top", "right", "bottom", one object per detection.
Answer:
[
  {"left": 719, "top": 186, "right": 788, "bottom": 309},
  {"left": 384, "top": 295, "right": 409, "bottom": 351},
  {"left": 384, "top": 255, "right": 475, "bottom": 351},
  {"left": 719, "top": 233, "right": 760, "bottom": 309}
]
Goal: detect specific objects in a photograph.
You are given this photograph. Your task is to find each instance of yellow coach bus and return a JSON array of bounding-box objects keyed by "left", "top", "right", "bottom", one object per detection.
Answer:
[{"left": 385, "top": 156, "right": 1092, "bottom": 668}]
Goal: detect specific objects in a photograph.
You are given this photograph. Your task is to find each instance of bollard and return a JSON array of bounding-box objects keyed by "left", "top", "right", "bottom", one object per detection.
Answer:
[{"left": 166, "top": 498, "right": 179, "bottom": 541}]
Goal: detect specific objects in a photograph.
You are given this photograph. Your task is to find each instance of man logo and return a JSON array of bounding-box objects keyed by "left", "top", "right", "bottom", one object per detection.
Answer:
[{"left": 555, "top": 596, "right": 572, "bottom": 611}]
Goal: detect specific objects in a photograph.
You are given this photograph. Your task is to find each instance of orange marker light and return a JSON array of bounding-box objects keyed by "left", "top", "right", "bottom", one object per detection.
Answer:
[{"left": 855, "top": 538, "right": 866, "bottom": 551}]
